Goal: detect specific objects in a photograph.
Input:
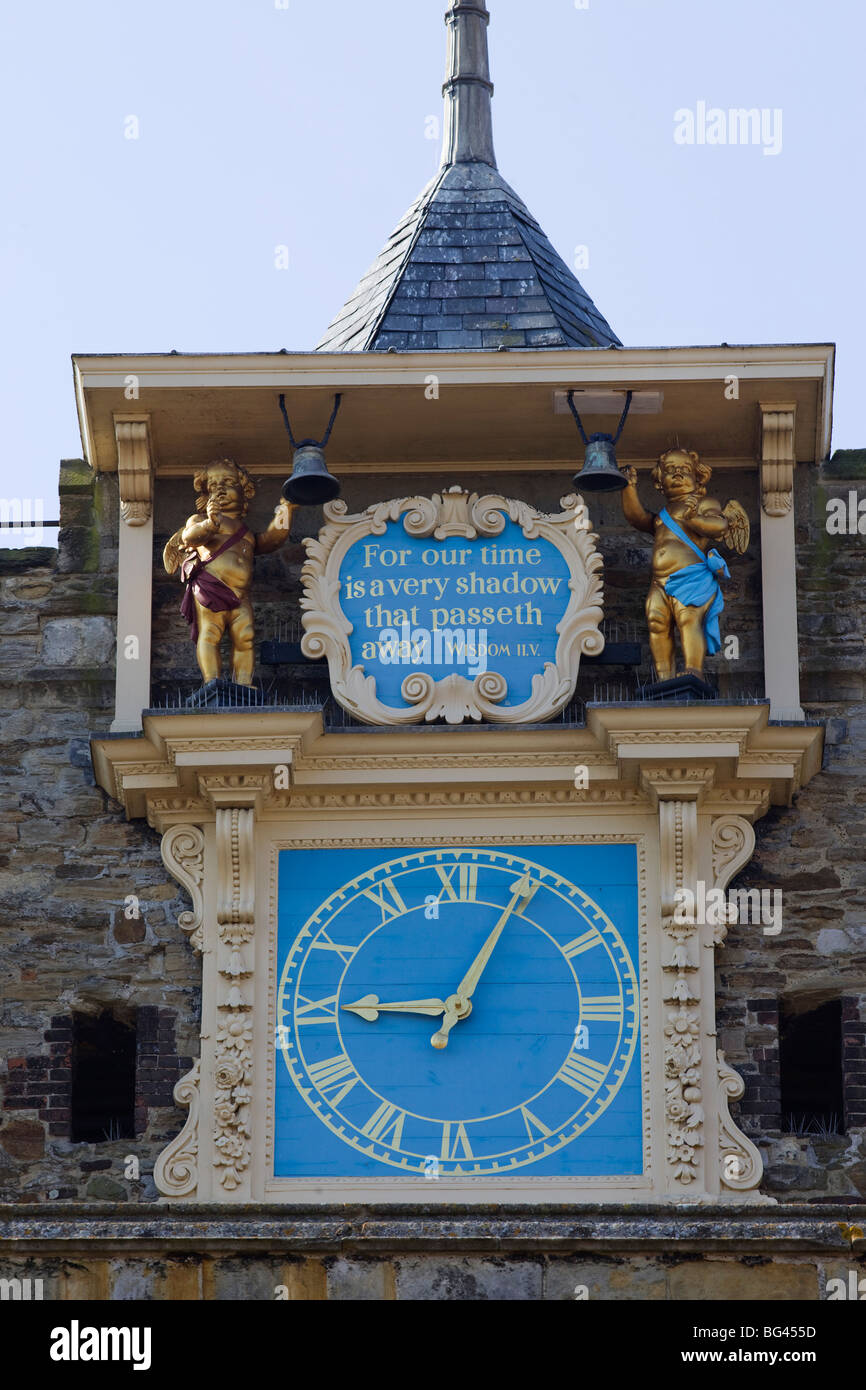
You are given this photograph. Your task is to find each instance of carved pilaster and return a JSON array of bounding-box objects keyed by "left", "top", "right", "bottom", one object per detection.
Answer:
[
  {"left": 658, "top": 797, "right": 704, "bottom": 1187},
  {"left": 114, "top": 416, "right": 153, "bottom": 526},
  {"left": 758, "top": 403, "right": 804, "bottom": 721},
  {"left": 213, "top": 806, "right": 256, "bottom": 1194},
  {"left": 160, "top": 825, "right": 205, "bottom": 952},
  {"left": 154, "top": 1062, "right": 201, "bottom": 1198}
]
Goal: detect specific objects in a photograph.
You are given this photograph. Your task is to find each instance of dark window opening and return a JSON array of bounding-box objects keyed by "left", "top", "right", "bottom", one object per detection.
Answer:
[
  {"left": 780, "top": 998, "right": 844, "bottom": 1136},
  {"left": 70, "top": 1011, "right": 136, "bottom": 1142}
]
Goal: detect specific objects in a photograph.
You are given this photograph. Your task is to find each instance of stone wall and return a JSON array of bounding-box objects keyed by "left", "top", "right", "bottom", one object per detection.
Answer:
[
  {"left": 1, "top": 453, "right": 864, "bottom": 1208},
  {"left": 0, "top": 462, "right": 200, "bottom": 1204},
  {"left": 713, "top": 453, "right": 866, "bottom": 1199}
]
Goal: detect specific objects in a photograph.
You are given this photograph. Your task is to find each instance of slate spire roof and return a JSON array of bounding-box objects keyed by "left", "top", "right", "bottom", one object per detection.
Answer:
[{"left": 317, "top": 0, "right": 620, "bottom": 353}]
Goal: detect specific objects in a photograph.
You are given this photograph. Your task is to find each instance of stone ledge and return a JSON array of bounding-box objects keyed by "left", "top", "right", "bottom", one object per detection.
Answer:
[{"left": 2, "top": 1203, "right": 864, "bottom": 1256}]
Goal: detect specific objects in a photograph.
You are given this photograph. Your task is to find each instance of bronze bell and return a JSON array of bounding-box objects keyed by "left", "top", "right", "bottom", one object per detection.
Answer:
[
  {"left": 568, "top": 390, "right": 633, "bottom": 493},
  {"left": 573, "top": 434, "right": 629, "bottom": 493},
  {"left": 279, "top": 393, "right": 342, "bottom": 506},
  {"left": 282, "top": 443, "right": 341, "bottom": 506}
]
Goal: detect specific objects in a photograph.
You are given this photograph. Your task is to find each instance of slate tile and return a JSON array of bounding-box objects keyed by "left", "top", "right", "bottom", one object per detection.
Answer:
[
  {"left": 482, "top": 330, "right": 527, "bottom": 347},
  {"left": 526, "top": 328, "right": 568, "bottom": 346},
  {"left": 444, "top": 263, "right": 486, "bottom": 280},
  {"left": 436, "top": 330, "right": 483, "bottom": 348}
]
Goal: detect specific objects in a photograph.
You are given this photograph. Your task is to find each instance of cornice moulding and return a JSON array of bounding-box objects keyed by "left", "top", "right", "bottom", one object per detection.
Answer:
[{"left": 90, "top": 707, "right": 823, "bottom": 829}]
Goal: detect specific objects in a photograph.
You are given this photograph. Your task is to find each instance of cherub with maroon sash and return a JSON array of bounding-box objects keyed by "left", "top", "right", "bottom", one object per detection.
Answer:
[{"left": 164, "top": 459, "right": 296, "bottom": 686}]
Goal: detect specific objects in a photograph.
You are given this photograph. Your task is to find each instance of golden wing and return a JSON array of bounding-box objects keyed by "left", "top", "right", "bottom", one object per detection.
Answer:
[
  {"left": 722, "top": 500, "right": 750, "bottom": 555},
  {"left": 163, "top": 527, "right": 193, "bottom": 576}
]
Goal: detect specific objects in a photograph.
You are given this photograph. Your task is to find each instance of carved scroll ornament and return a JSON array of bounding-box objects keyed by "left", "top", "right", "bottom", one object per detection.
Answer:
[{"left": 160, "top": 825, "right": 205, "bottom": 952}]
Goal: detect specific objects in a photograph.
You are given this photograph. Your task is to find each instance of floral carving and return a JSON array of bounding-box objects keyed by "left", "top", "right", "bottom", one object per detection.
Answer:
[
  {"left": 212, "top": 1017, "right": 253, "bottom": 1191},
  {"left": 664, "top": 1007, "right": 704, "bottom": 1183}
]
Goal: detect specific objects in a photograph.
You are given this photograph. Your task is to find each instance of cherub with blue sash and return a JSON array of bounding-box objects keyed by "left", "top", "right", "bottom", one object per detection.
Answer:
[{"left": 621, "top": 448, "right": 749, "bottom": 682}]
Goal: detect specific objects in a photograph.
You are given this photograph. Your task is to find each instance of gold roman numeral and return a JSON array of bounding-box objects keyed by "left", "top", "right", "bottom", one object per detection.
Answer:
[
  {"left": 310, "top": 930, "right": 357, "bottom": 966},
  {"left": 440, "top": 1121, "right": 473, "bottom": 1161},
  {"left": 520, "top": 1105, "right": 553, "bottom": 1143},
  {"left": 433, "top": 863, "right": 478, "bottom": 903},
  {"left": 562, "top": 928, "right": 603, "bottom": 959},
  {"left": 361, "top": 1101, "right": 406, "bottom": 1148},
  {"left": 512, "top": 873, "right": 540, "bottom": 915},
  {"left": 581, "top": 996, "right": 623, "bottom": 1022},
  {"left": 557, "top": 1053, "right": 608, "bottom": 1097},
  {"left": 307, "top": 1052, "right": 360, "bottom": 1106},
  {"left": 360, "top": 877, "right": 408, "bottom": 924},
  {"left": 295, "top": 994, "right": 339, "bottom": 1025}
]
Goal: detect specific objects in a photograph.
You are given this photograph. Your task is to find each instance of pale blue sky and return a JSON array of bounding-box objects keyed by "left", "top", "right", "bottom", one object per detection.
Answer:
[{"left": 1, "top": 0, "right": 862, "bottom": 543}]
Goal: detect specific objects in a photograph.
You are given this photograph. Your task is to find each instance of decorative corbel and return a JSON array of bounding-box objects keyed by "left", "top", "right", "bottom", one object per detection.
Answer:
[
  {"left": 154, "top": 1061, "right": 201, "bottom": 1198},
  {"left": 160, "top": 825, "right": 205, "bottom": 952},
  {"left": 114, "top": 415, "right": 154, "bottom": 526},
  {"left": 710, "top": 815, "right": 766, "bottom": 1195},
  {"left": 760, "top": 404, "right": 796, "bottom": 517}
]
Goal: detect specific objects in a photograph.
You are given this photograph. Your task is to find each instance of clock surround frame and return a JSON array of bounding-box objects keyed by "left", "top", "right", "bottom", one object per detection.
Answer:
[{"left": 90, "top": 703, "right": 823, "bottom": 1206}]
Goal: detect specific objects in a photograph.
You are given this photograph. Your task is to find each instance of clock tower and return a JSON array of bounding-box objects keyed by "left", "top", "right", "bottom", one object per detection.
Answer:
[{"left": 0, "top": 0, "right": 844, "bottom": 1306}]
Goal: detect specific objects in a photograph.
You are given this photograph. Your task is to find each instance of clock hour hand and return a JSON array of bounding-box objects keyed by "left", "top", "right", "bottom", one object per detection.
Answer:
[{"left": 342, "top": 994, "right": 447, "bottom": 1022}]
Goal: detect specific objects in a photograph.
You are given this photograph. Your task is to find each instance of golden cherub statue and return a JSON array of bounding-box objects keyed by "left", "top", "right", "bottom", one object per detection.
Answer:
[
  {"left": 164, "top": 459, "right": 297, "bottom": 686},
  {"left": 621, "top": 448, "right": 749, "bottom": 682}
]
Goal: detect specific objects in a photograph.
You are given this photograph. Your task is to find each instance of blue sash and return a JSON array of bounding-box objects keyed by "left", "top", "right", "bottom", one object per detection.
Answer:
[{"left": 659, "top": 508, "right": 729, "bottom": 656}]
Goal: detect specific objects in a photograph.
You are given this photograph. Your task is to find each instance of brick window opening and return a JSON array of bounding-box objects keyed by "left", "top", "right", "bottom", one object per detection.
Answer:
[
  {"left": 70, "top": 1011, "right": 136, "bottom": 1143},
  {"left": 780, "top": 998, "right": 844, "bottom": 1136}
]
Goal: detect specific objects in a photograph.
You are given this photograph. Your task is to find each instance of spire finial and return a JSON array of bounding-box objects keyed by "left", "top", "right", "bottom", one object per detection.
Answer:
[{"left": 441, "top": 1, "right": 497, "bottom": 168}]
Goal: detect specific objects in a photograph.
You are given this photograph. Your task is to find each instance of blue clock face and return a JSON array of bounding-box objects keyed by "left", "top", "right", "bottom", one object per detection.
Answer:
[{"left": 275, "top": 844, "right": 642, "bottom": 1179}]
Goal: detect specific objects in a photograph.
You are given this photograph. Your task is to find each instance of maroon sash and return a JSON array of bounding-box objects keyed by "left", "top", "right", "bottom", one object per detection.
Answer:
[{"left": 180, "top": 525, "right": 248, "bottom": 642}]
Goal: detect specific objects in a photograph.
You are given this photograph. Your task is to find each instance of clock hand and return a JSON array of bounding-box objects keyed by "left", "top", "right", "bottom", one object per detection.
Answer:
[
  {"left": 457, "top": 870, "right": 537, "bottom": 1002},
  {"left": 431, "top": 871, "right": 538, "bottom": 1050},
  {"left": 342, "top": 994, "right": 448, "bottom": 1022}
]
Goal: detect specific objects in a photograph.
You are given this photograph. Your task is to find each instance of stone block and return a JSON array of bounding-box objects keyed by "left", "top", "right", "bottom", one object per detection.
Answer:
[
  {"left": 279, "top": 1260, "right": 327, "bottom": 1301},
  {"left": 109, "top": 1261, "right": 157, "bottom": 1300},
  {"left": 0, "top": 1119, "right": 45, "bottom": 1160},
  {"left": 206, "top": 1258, "right": 283, "bottom": 1302},
  {"left": 326, "top": 1258, "right": 395, "bottom": 1301},
  {"left": 667, "top": 1260, "right": 817, "bottom": 1301},
  {"left": 61, "top": 1261, "right": 111, "bottom": 1301},
  {"left": 85, "top": 1176, "right": 128, "bottom": 1201},
  {"left": 394, "top": 1256, "right": 542, "bottom": 1301},
  {"left": 41, "top": 617, "right": 115, "bottom": 668},
  {"left": 543, "top": 1257, "right": 666, "bottom": 1301},
  {"left": 158, "top": 1261, "right": 202, "bottom": 1301}
]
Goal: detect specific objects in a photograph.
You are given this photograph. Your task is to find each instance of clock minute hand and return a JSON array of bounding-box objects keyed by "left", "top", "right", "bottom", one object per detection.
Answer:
[
  {"left": 457, "top": 870, "right": 537, "bottom": 1001},
  {"left": 431, "top": 871, "right": 537, "bottom": 1051}
]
